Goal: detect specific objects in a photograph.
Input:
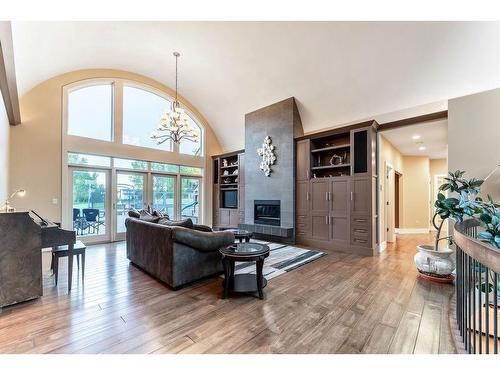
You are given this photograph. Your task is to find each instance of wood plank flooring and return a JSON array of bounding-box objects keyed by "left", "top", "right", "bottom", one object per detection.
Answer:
[{"left": 0, "top": 234, "right": 456, "bottom": 354}]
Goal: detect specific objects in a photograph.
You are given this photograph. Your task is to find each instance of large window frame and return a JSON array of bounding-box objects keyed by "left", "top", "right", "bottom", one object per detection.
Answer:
[{"left": 61, "top": 78, "right": 207, "bottom": 239}]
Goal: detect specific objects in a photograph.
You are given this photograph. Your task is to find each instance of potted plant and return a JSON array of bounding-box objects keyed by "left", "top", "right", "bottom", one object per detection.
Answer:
[{"left": 415, "top": 171, "right": 484, "bottom": 282}]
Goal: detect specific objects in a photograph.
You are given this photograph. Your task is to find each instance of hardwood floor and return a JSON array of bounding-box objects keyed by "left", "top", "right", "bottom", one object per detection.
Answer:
[{"left": 0, "top": 234, "right": 456, "bottom": 354}]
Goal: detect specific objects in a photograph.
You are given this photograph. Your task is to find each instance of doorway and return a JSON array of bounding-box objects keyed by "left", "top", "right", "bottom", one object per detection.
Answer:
[
  {"left": 69, "top": 166, "right": 111, "bottom": 244},
  {"left": 114, "top": 171, "right": 147, "bottom": 241},
  {"left": 385, "top": 163, "right": 396, "bottom": 243},
  {"left": 395, "top": 171, "right": 402, "bottom": 229}
]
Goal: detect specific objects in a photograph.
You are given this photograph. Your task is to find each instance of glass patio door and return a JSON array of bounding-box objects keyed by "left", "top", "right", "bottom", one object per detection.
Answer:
[
  {"left": 69, "top": 167, "right": 110, "bottom": 243},
  {"left": 115, "top": 171, "right": 146, "bottom": 240},
  {"left": 180, "top": 177, "right": 201, "bottom": 224},
  {"left": 152, "top": 174, "right": 176, "bottom": 219}
]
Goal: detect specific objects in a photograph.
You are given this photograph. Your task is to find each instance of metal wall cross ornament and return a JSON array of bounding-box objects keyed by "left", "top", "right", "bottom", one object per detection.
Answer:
[{"left": 257, "top": 136, "right": 277, "bottom": 177}]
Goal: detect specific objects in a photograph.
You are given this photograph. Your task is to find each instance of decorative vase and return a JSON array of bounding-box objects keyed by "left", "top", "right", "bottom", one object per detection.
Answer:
[{"left": 414, "top": 245, "right": 455, "bottom": 282}]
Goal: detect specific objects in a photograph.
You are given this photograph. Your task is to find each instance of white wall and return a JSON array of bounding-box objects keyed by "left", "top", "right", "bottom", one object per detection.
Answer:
[
  {"left": 0, "top": 89, "right": 9, "bottom": 202},
  {"left": 448, "top": 88, "right": 500, "bottom": 201}
]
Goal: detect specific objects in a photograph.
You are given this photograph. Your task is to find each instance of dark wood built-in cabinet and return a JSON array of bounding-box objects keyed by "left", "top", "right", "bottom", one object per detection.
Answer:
[
  {"left": 295, "top": 122, "right": 378, "bottom": 255},
  {"left": 212, "top": 150, "right": 245, "bottom": 229}
]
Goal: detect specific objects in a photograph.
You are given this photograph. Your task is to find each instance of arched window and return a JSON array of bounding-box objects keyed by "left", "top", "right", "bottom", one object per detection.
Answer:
[
  {"left": 122, "top": 85, "right": 173, "bottom": 152},
  {"left": 67, "top": 83, "right": 113, "bottom": 141},
  {"left": 179, "top": 113, "right": 203, "bottom": 156},
  {"left": 65, "top": 79, "right": 205, "bottom": 157}
]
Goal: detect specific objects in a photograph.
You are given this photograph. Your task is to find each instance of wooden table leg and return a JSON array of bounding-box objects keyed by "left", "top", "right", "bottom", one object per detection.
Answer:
[
  {"left": 68, "top": 243, "right": 74, "bottom": 292},
  {"left": 256, "top": 258, "right": 265, "bottom": 300}
]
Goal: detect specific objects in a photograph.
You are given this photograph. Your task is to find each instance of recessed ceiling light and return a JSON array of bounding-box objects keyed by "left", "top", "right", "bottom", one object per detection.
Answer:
[
  {"left": 412, "top": 135, "right": 421, "bottom": 140},
  {"left": 418, "top": 146, "right": 426, "bottom": 151}
]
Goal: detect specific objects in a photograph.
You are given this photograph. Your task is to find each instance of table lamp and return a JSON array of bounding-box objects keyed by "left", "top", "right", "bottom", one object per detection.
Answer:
[{"left": 0, "top": 189, "right": 26, "bottom": 213}]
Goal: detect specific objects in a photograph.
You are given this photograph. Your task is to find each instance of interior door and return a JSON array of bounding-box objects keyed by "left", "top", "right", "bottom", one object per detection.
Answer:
[
  {"left": 69, "top": 167, "right": 110, "bottom": 244},
  {"left": 115, "top": 171, "right": 146, "bottom": 240}
]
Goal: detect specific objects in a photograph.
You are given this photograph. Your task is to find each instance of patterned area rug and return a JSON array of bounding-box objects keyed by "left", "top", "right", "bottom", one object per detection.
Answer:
[{"left": 231, "top": 240, "right": 326, "bottom": 280}]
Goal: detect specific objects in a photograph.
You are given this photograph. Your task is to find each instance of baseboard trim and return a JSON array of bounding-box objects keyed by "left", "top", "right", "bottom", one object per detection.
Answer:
[
  {"left": 378, "top": 241, "right": 387, "bottom": 253},
  {"left": 395, "top": 228, "right": 430, "bottom": 234}
]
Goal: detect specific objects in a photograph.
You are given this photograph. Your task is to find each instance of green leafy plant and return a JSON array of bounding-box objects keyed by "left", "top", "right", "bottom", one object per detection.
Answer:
[
  {"left": 477, "top": 195, "right": 500, "bottom": 248},
  {"left": 433, "top": 170, "right": 500, "bottom": 249}
]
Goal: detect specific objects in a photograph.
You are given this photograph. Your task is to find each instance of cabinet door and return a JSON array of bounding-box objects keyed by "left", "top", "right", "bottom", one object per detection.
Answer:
[
  {"left": 351, "top": 128, "right": 369, "bottom": 176},
  {"left": 310, "top": 179, "right": 329, "bottom": 242},
  {"left": 238, "top": 185, "right": 245, "bottom": 224},
  {"left": 311, "top": 214, "right": 330, "bottom": 242},
  {"left": 229, "top": 209, "right": 239, "bottom": 227},
  {"left": 296, "top": 139, "right": 310, "bottom": 181},
  {"left": 238, "top": 153, "right": 245, "bottom": 185},
  {"left": 310, "top": 179, "right": 329, "bottom": 214},
  {"left": 296, "top": 180, "right": 310, "bottom": 216},
  {"left": 329, "top": 178, "right": 350, "bottom": 246},
  {"left": 330, "top": 178, "right": 349, "bottom": 217},
  {"left": 351, "top": 177, "right": 371, "bottom": 216},
  {"left": 220, "top": 209, "right": 230, "bottom": 226}
]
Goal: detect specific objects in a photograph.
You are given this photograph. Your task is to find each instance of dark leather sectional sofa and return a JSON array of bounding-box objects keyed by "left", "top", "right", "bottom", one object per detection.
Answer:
[{"left": 125, "top": 217, "right": 234, "bottom": 289}]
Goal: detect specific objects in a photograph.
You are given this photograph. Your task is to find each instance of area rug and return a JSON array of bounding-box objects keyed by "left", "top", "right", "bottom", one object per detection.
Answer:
[{"left": 230, "top": 240, "right": 326, "bottom": 280}]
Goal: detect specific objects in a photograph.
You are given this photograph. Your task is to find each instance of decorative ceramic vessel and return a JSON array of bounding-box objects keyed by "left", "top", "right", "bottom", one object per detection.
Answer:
[{"left": 414, "top": 244, "right": 455, "bottom": 279}]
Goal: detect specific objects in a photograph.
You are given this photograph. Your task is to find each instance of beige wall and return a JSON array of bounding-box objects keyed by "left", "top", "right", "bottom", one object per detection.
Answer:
[
  {"left": 378, "top": 134, "right": 404, "bottom": 242},
  {"left": 401, "top": 155, "right": 430, "bottom": 229},
  {"left": 0, "top": 89, "right": 9, "bottom": 202},
  {"left": 9, "top": 69, "right": 223, "bottom": 224},
  {"left": 448, "top": 88, "right": 500, "bottom": 202}
]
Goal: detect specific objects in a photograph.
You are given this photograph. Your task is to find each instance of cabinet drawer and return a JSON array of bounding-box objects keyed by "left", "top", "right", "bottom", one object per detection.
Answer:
[
  {"left": 351, "top": 216, "right": 370, "bottom": 225},
  {"left": 352, "top": 237, "right": 371, "bottom": 247},
  {"left": 296, "top": 214, "right": 309, "bottom": 224},
  {"left": 352, "top": 227, "right": 369, "bottom": 239}
]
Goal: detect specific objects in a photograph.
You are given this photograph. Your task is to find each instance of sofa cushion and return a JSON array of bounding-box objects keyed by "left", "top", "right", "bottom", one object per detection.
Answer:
[
  {"left": 128, "top": 209, "right": 141, "bottom": 218},
  {"left": 171, "top": 227, "right": 235, "bottom": 252},
  {"left": 139, "top": 215, "right": 161, "bottom": 223},
  {"left": 193, "top": 224, "right": 213, "bottom": 232},
  {"left": 153, "top": 210, "right": 170, "bottom": 219},
  {"left": 158, "top": 218, "right": 194, "bottom": 229}
]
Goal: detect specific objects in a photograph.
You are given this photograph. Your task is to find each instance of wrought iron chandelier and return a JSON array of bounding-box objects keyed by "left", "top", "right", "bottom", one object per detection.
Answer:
[{"left": 151, "top": 52, "right": 199, "bottom": 145}]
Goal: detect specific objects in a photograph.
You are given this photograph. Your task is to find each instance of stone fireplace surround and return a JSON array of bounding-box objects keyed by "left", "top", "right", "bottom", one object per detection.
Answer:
[{"left": 239, "top": 98, "right": 303, "bottom": 243}]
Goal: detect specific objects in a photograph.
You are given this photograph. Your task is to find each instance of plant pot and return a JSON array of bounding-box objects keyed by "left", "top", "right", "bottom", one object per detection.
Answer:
[{"left": 414, "top": 245, "right": 455, "bottom": 278}]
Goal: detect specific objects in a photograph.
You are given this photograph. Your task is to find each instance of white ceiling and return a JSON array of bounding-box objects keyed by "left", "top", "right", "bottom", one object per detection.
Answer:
[
  {"left": 381, "top": 120, "right": 448, "bottom": 159},
  {"left": 11, "top": 21, "right": 500, "bottom": 151}
]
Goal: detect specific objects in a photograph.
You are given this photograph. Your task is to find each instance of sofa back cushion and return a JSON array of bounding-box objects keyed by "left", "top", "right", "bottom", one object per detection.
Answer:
[{"left": 158, "top": 218, "right": 194, "bottom": 229}]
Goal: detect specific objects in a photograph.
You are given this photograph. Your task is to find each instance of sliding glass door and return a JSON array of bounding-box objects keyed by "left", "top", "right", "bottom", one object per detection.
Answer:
[
  {"left": 115, "top": 171, "right": 146, "bottom": 240},
  {"left": 69, "top": 167, "right": 110, "bottom": 243}
]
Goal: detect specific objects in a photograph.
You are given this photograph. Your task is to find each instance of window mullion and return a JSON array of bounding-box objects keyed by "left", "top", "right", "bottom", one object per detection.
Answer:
[{"left": 114, "top": 80, "right": 124, "bottom": 144}]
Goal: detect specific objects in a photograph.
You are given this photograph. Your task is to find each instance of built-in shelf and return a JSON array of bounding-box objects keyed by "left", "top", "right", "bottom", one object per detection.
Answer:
[
  {"left": 220, "top": 183, "right": 238, "bottom": 186},
  {"left": 220, "top": 188, "right": 238, "bottom": 191},
  {"left": 221, "top": 173, "right": 238, "bottom": 177},
  {"left": 311, "top": 144, "right": 350, "bottom": 153},
  {"left": 311, "top": 164, "right": 351, "bottom": 171},
  {"left": 220, "top": 164, "right": 238, "bottom": 169}
]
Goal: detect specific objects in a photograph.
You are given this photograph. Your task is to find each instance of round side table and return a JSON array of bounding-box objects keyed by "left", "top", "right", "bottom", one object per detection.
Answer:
[{"left": 219, "top": 243, "right": 270, "bottom": 299}]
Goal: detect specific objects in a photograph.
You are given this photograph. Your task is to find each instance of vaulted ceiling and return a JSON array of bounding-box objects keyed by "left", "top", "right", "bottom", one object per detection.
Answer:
[{"left": 11, "top": 21, "right": 500, "bottom": 151}]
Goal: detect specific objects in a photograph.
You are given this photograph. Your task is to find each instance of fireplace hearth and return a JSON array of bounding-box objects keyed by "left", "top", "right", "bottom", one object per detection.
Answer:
[{"left": 254, "top": 200, "right": 281, "bottom": 226}]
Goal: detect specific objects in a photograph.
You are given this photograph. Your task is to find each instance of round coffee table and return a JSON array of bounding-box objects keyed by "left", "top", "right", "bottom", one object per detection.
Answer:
[
  {"left": 226, "top": 229, "right": 253, "bottom": 243},
  {"left": 219, "top": 243, "right": 270, "bottom": 299}
]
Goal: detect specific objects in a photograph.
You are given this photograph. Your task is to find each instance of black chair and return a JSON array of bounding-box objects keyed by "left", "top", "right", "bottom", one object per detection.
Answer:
[
  {"left": 82, "top": 209, "right": 104, "bottom": 234},
  {"left": 73, "top": 208, "right": 83, "bottom": 235}
]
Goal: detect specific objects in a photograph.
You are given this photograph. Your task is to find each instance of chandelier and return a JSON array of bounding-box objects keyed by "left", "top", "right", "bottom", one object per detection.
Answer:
[{"left": 151, "top": 52, "right": 199, "bottom": 145}]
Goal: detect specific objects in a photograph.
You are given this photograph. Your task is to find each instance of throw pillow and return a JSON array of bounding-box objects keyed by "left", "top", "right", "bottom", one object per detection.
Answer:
[
  {"left": 139, "top": 214, "right": 161, "bottom": 223},
  {"left": 153, "top": 210, "right": 170, "bottom": 219},
  {"left": 158, "top": 218, "right": 194, "bottom": 229},
  {"left": 128, "top": 209, "right": 141, "bottom": 218}
]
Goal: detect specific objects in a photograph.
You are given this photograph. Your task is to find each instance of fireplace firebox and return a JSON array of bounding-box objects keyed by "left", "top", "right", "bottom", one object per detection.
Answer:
[{"left": 254, "top": 200, "right": 281, "bottom": 226}]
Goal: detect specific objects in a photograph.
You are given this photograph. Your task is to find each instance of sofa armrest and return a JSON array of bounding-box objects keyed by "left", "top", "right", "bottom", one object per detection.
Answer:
[
  {"left": 172, "top": 227, "right": 234, "bottom": 252},
  {"left": 193, "top": 224, "right": 213, "bottom": 232}
]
